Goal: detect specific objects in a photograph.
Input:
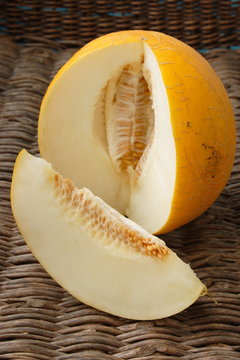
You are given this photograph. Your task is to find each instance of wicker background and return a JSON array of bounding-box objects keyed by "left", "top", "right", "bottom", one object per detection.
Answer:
[
  {"left": 1, "top": 0, "right": 240, "bottom": 49},
  {"left": 0, "top": 0, "right": 240, "bottom": 359}
]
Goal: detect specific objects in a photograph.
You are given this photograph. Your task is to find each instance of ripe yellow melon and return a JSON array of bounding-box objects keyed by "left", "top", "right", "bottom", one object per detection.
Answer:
[
  {"left": 11, "top": 150, "right": 206, "bottom": 320},
  {"left": 38, "top": 30, "right": 235, "bottom": 234}
]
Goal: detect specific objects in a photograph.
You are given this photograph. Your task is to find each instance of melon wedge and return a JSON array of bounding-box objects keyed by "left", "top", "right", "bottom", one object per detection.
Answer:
[
  {"left": 11, "top": 150, "right": 206, "bottom": 320},
  {"left": 38, "top": 30, "right": 236, "bottom": 234}
]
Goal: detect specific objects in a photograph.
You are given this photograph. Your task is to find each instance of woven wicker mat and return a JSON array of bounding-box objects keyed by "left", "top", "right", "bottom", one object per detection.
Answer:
[{"left": 0, "top": 35, "right": 239, "bottom": 359}]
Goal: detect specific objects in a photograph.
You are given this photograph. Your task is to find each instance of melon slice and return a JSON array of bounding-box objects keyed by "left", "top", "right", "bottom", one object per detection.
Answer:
[
  {"left": 38, "top": 30, "right": 236, "bottom": 234},
  {"left": 11, "top": 150, "right": 206, "bottom": 320}
]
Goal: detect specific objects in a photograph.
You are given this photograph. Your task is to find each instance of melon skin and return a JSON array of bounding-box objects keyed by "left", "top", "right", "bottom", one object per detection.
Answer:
[
  {"left": 11, "top": 150, "right": 206, "bottom": 320},
  {"left": 38, "top": 30, "right": 236, "bottom": 234}
]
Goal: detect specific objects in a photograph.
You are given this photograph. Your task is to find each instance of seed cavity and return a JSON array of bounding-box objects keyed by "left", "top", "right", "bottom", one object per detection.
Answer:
[
  {"left": 54, "top": 173, "right": 168, "bottom": 259},
  {"left": 101, "top": 59, "right": 154, "bottom": 178}
]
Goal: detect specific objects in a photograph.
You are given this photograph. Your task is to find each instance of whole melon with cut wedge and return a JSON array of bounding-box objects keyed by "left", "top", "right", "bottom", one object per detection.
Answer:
[
  {"left": 38, "top": 30, "right": 236, "bottom": 234},
  {"left": 11, "top": 150, "right": 206, "bottom": 320}
]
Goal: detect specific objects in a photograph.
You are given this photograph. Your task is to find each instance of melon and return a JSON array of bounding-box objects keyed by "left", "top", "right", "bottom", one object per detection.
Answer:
[
  {"left": 11, "top": 150, "right": 206, "bottom": 320},
  {"left": 38, "top": 30, "right": 235, "bottom": 234}
]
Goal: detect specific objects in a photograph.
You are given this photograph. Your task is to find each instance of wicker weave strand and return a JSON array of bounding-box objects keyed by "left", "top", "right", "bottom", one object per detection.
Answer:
[{"left": 1, "top": 0, "right": 240, "bottom": 49}]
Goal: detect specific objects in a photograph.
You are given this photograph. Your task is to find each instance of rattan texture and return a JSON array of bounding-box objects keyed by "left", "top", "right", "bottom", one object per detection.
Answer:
[
  {"left": 0, "top": 33, "right": 240, "bottom": 359},
  {"left": 1, "top": 0, "right": 240, "bottom": 49}
]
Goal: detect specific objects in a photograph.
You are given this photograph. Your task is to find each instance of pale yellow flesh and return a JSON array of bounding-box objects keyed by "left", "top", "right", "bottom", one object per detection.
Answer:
[
  {"left": 39, "top": 41, "right": 176, "bottom": 233},
  {"left": 11, "top": 150, "right": 205, "bottom": 320}
]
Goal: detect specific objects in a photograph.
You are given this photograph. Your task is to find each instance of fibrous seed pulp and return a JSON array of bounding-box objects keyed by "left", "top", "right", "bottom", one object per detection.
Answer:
[
  {"left": 54, "top": 173, "right": 168, "bottom": 258},
  {"left": 104, "top": 59, "right": 154, "bottom": 177}
]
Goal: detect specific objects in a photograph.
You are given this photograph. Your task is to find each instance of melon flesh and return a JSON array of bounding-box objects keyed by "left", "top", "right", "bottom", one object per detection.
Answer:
[{"left": 11, "top": 150, "right": 206, "bottom": 320}]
